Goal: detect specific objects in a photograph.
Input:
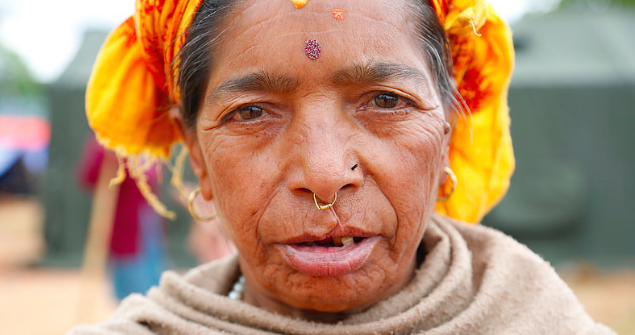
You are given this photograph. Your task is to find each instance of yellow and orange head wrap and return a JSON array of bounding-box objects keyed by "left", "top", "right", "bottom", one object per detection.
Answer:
[
  {"left": 429, "top": 0, "right": 515, "bottom": 222},
  {"left": 87, "top": 0, "right": 514, "bottom": 223}
]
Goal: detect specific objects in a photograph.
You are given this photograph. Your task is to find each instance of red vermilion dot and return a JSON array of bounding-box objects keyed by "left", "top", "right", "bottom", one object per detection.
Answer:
[
  {"left": 304, "top": 39, "right": 321, "bottom": 60},
  {"left": 330, "top": 8, "right": 345, "bottom": 20}
]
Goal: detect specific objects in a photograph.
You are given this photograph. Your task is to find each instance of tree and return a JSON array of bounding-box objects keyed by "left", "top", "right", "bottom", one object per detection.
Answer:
[{"left": 0, "top": 42, "right": 41, "bottom": 100}]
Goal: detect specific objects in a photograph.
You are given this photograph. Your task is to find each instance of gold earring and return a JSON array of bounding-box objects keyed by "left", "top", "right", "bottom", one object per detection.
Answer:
[
  {"left": 188, "top": 186, "right": 218, "bottom": 221},
  {"left": 314, "top": 192, "right": 337, "bottom": 210},
  {"left": 437, "top": 167, "right": 457, "bottom": 202}
]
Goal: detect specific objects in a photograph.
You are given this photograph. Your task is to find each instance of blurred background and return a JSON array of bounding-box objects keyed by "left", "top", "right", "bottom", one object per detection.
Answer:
[{"left": 0, "top": 0, "right": 633, "bottom": 334}]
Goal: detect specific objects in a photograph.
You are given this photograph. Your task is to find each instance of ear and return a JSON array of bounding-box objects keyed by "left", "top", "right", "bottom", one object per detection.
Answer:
[{"left": 170, "top": 107, "right": 214, "bottom": 201}]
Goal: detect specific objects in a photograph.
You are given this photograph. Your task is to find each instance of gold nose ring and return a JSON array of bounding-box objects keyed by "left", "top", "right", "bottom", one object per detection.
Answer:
[{"left": 314, "top": 192, "right": 337, "bottom": 210}]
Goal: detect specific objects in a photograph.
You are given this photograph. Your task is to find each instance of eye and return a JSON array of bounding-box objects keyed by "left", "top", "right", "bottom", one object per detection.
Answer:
[
  {"left": 373, "top": 93, "right": 399, "bottom": 108},
  {"left": 226, "top": 106, "right": 266, "bottom": 122},
  {"left": 369, "top": 93, "right": 413, "bottom": 110}
]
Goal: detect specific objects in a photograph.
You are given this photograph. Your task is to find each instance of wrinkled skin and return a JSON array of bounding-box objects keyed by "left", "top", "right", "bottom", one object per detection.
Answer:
[{"left": 177, "top": 0, "right": 451, "bottom": 322}]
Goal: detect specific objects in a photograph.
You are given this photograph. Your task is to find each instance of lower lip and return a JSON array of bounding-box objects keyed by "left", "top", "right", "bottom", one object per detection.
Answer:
[{"left": 276, "top": 236, "right": 380, "bottom": 277}]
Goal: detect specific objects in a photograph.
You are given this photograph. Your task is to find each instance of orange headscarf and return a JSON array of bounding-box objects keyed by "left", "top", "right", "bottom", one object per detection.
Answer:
[
  {"left": 87, "top": 0, "right": 514, "bottom": 223},
  {"left": 429, "top": 0, "right": 515, "bottom": 223},
  {"left": 87, "top": 0, "right": 202, "bottom": 159}
]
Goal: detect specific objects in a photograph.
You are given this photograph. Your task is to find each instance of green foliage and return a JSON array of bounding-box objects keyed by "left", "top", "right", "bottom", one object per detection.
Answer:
[{"left": 0, "top": 42, "right": 42, "bottom": 99}]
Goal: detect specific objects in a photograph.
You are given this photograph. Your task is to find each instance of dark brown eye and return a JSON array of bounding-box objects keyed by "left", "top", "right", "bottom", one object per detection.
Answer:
[
  {"left": 373, "top": 94, "right": 399, "bottom": 108},
  {"left": 235, "top": 106, "right": 265, "bottom": 121}
]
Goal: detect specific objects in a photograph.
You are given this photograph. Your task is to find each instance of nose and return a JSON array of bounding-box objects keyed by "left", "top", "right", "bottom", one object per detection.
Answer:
[{"left": 284, "top": 110, "right": 362, "bottom": 204}]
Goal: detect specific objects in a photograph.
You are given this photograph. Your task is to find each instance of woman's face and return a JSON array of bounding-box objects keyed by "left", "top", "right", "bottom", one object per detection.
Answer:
[{"left": 185, "top": 0, "right": 450, "bottom": 317}]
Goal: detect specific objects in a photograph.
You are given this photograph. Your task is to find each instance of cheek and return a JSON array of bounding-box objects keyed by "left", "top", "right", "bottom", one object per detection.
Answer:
[
  {"left": 368, "top": 114, "right": 447, "bottom": 254},
  {"left": 197, "top": 133, "right": 274, "bottom": 252},
  {"left": 373, "top": 115, "right": 446, "bottom": 205}
]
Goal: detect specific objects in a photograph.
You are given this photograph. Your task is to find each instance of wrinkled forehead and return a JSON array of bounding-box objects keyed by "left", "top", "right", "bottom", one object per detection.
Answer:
[
  {"left": 209, "top": 0, "right": 428, "bottom": 79},
  {"left": 225, "top": 0, "right": 418, "bottom": 32}
]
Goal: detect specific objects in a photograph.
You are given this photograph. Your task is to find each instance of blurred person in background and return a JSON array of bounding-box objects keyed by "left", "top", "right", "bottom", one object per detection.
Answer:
[{"left": 77, "top": 135, "right": 166, "bottom": 300}]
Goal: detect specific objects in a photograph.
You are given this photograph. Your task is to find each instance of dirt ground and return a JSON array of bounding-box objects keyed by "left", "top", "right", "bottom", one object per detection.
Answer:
[
  {"left": 0, "top": 198, "right": 117, "bottom": 335},
  {"left": 1, "top": 198, "right": 634, "bottom": 334},
  {"left": 561, "top": 267, "right": 635, "bottom": 334},
  {"left": 0, "top": 268, "right": 117, "bottom": 335}
]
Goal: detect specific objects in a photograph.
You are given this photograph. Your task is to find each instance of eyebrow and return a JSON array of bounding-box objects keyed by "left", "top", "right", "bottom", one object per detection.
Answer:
[
  {"left": 206, "top": 62, "right": 428, "bottom": 103},
  {"left": 207, "top": 71, "right": 299, "bottom": 102},
  {"left": 331, "top": 62, "right": 429, "bottom": 87}
]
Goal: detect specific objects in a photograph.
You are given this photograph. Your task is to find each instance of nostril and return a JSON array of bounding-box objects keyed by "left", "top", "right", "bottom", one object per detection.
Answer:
[{"left": 341, "top": 183, "right": 355, "bottom": 191}]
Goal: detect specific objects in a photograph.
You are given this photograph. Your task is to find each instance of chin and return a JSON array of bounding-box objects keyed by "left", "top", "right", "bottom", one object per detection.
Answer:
[
  {"left": 283, "top": 292, "right": 377, "bottom": 317},
  {"left": 274, "top": 267, "right": 390, "bottom": 314}
]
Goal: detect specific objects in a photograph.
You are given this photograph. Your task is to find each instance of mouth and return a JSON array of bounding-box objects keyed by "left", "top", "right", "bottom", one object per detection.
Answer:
[
  {"left": 298, "top": 236, "right": 363, "bottom": 247},
  {"left": 276, "top": 235, "right": 381, "bottom": 277}
]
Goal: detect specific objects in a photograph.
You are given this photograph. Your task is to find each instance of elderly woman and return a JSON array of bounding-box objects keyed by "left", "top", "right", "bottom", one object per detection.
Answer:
[{"left": 72, "top": 0, "right": 615, "bottom": 334}]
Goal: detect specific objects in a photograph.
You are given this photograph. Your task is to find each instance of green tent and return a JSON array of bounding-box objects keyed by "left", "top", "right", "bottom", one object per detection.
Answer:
[{"left": 484, "top": 10, "right": 635, "bottom": 267}]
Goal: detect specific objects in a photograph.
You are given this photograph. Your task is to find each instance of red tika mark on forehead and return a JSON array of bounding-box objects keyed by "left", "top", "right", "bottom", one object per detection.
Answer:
[
  {"left": 304, "top": 39, "right": 321, "bottom": 60},
  {"left": 330, "top": 8, "right": 345, "bottom": 20}
]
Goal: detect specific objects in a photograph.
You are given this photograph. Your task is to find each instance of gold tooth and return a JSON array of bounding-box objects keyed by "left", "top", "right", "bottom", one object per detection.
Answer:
[{"left": 342, "top": 236, "right": 354, "bottom": 247}]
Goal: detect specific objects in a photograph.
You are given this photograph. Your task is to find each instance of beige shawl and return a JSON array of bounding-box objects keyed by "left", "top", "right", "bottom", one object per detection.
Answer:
[{"left": 69, "top": 215, "right": 615, "bottom": 334}]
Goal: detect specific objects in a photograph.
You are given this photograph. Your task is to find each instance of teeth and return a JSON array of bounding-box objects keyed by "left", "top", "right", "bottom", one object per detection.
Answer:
[
  {"left": 330, "top": 236, "right": 355, "bottom": 247},
  {"left": 332, "top": 236, "right": 344, "bottom": 246},
  {"left": 342, "top": 236, "right": 355, "bottom": 247},
  {"left": 303, "top": 236, "right": 356, "bottom": 247}
]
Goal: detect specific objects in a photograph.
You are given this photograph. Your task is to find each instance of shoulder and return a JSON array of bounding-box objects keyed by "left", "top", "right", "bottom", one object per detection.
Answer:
[
  {"left": 432, "top": 214, "right": 572, "bottom": 299},
  {"left": 430, "top": 214, "right": 617, "bottom": 335},
  {"left": 433, "top": 214, "right": 553, "bottom": 270}
]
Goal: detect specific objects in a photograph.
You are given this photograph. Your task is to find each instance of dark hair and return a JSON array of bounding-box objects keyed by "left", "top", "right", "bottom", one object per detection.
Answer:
[
  {"left": 176, "top": 0, "right": 461, "bottom": 129},
  {"left": 176, "top": 0, "right": 234, "bottom": 128},
  {"left": 409, "top": 1, "right": 464, "bottom": 120}
]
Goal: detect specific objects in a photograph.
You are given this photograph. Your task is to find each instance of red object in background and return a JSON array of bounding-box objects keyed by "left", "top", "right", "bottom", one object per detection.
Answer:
[{"left": 0, "top": 115, "right": 51, "bottom": 151}]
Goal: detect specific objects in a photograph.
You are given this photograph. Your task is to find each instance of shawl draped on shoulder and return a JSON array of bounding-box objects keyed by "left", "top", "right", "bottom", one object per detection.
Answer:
[{"left": 69, "top": 215, "right": 615, "bottom": 335}]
